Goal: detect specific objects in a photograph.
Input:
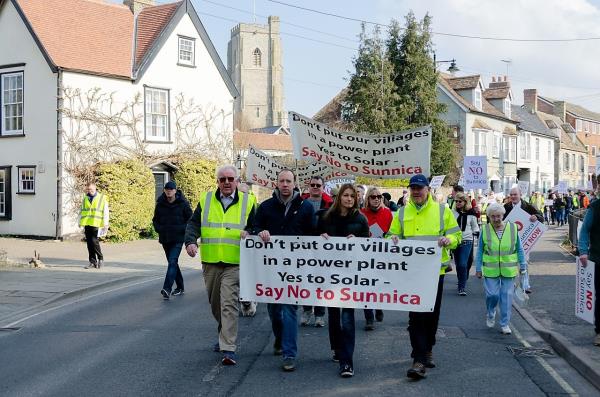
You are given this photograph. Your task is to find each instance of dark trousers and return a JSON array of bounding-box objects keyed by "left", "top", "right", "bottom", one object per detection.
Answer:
[
  {"left": 595, "top": 262, "right": 600, "bottom": 335},
  {"left": 162, "top": 242, "right": 184, "bottom": 293},
  {"left": 363, "top": 309, "right": 383, "bottom": 321},
  {"left": 408, "top": 275, "right": 445, "bottom": 364},
  {"left": 84, "top": 226, "right": 103, "bottom": 264},
  {"left": 303, "top": 305, "right": 326, "bottom": 317},
  {"left": 328, "top": 307, "right": 355, "bottom": 366}
]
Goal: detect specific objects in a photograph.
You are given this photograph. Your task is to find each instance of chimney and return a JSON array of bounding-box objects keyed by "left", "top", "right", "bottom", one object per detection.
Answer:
[
  {"left": 523, "top": 89, "right": 537, "bottom": 113},
  {"left": 492, "top": 76, "right": 496, "bottom": 82},
  {"left": 489, "top": 75, "right": 510, "bottom": 89},
  {"left": 123, "top": 0, "right": 155, "bottom": 14},
  {"left": 554, "top": 100, "right": 566, "bottom": 121}
]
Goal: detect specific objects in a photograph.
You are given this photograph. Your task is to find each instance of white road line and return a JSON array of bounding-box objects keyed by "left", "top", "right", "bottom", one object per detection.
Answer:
[
  {"left": 2, "top": 276, "right": 162, "bottom": 329},
  {"left": 512, "top": 327, "right": 578, "bottom": 396}
]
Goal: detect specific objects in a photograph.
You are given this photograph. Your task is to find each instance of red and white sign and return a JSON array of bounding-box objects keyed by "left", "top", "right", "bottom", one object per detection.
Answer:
[
  {"left": 576, "top": 258, "right": 595, "bottom": 325},
  {"left": 240, "top": 236, "right": 441, "bottom": 312},
  {"left": 505, "top": 207, "right": 547, "bottom": 256}
]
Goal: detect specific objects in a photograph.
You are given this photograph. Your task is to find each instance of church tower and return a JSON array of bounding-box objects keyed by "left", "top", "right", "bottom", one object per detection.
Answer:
[{"left": 228, "top": 16, "right": 285, "bottom": 130}]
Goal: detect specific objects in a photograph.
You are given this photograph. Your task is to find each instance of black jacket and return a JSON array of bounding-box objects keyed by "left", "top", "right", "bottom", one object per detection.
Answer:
[
  {"left": 254, "top": 190, "right": 315, "bottom": 236},
  {"left": 317, "top": 209, "right": 369, "bottom": 238},
  {"left": 503, "top": 199, "right": 543, "bottom": 222},
  {"left": 152, "top": 190, "right": 193, "bottom": 244}
]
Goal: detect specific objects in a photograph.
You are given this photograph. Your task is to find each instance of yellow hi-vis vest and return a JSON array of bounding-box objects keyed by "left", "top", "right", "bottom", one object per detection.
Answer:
[
  {"left": 388, "top": 195, "right": 462, "bottom": 274},
  {"left": 481, "top": 222, "right": 519, "bottom": 278},
  {"left": 79, "top": 193, "right": 107, "bottom": 228},
  {"left": 480, "top": 203, "right": 488, "bottom": 224},
  {"left": 199, "top": 191, "right": 253, "bottom": 265}
]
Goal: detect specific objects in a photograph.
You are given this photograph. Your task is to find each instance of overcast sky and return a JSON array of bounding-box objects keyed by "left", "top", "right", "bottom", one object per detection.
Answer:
[{"left": 189, "top": 0, "right": 600, "bottom": 117}]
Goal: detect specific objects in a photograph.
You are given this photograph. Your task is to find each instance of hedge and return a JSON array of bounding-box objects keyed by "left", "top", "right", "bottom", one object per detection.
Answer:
[
  {"left": 174, "top": 158, "right": 218, "bottom": 207},
  {"left": 95, "top": 159, "right": 155, "bottom": 242},
  {"left": 355, "top": 176, "right": 409, "bottom": 188}
]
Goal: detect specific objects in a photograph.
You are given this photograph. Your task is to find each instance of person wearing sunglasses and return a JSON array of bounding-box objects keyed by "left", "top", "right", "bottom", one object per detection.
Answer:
[
  {"left": 360, "top": 187, "right": 393, "bottom": 330},
  {"left": 451, "top": 192, "right": 479, "bottom": 296},
  {"left": 300, "top": 175, "right": 333, "bottom": 327},
  {"left": 184, "top": 165, "right": 256, "bottom": 366}
]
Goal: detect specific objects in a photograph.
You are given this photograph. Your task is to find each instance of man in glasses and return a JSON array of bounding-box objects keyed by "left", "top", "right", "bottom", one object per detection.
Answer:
[
  {"left": 184, "top": 165, "right": 256, "bottom": 366},
  {"left": 300, "top": 175, "right": 333, "bottom": 327}
]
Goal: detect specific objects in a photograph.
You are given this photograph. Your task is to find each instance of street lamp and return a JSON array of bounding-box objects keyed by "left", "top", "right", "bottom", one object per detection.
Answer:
[{"left": 433, "top": 53, "right": 459, "bottom": 74}]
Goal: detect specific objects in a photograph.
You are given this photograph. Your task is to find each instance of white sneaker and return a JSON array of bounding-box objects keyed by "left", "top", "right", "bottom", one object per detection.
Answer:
[
  {"left": 501, "top": 325, "right": 512, "bottom": 335},
  {"left": 486, "top": 311, "right": 496, "bottom": 328}
]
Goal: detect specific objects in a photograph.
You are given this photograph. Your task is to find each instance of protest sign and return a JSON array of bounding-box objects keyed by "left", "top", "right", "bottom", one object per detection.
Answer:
[
  {"left": 429, "top": 175, "right": 446, "bottom": 190},
  {"left": 463, "top": 156, "right": 488, "bottom": 190},
  {"left": 518, "top": 181, "right": 530, "bottom": 197},
  {"left": 576, "top": 257, "right": 595, "bottom": 325},
  {"left": 505, "top": 207, "right": 547, "bottom": 256},
  {"left": 323, "top": 177, "right": 355, "bottom": 195},
  {"left": 245, "top": 145, "right": 350, "bottom": 189},
  {"left": 240, "top": 236, "right": 441, "bottom": 312},
  {"left": 289, "top": 112, "right": 431, "bottom": 179},
  {"left": 557, "top": 181, "right": 568, "bottom": 194}
]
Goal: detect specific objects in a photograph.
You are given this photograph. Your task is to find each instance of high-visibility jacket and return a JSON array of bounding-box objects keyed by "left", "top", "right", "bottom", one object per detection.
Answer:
[
  {"left": 572, "top": 195, "right": 579, "bottom": 209},
  {"left": 389, "top": 194, "right": 462, "bottom": 274},
  {"left": 481, "top": 222, "right": 519, "bottom": 278},
  {"left": 480, "top": 202, "right": 489, "bottom": 224},
  {"left": 79, "top": 193, "right": 108, "bottom": 228},
  {"left": 198, "top": 191, "right": 254, "bottom": 265},
  {"left": 529, "top": 195, "right": 545, "bottom": 212}
]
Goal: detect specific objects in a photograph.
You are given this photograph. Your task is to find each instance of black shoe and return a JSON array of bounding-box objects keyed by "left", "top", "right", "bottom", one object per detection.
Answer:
[
  {"left": 425, "top": 351, "right": 436, "bottom": 368},
  {"left": 172, "top": 288, "right": 184, "bottom": 296},
  {"left": 97, "top": 259, "right": 103, "bottom": 269},
  {"left": 273, "top": 339, "right": 282, "bottom": 356},
  {"left": 407, "top": 362, "right": 427, "bottom": 379},
  {"left": 161, "top": 289, "right": 170, "bottom": 300},
  {"left": 332, "top": 350, "right": 339, "bottom": 362},
  {"left": 375, "top": 310, "right": 384, "bottom": 322},
  {"left": 365, "top": 319, "right": 375, "bottom": 331},
  {"left": 84, "top": 262, "right": 97, "bottom": 269},
  {"left": 339, "top": 364, "right": 354, "bottom": 378}
]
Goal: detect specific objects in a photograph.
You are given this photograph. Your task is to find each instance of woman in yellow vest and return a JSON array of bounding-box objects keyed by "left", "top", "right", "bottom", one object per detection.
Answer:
[{"left": 475, "top": 202, "right": 527, "bottom": 335}]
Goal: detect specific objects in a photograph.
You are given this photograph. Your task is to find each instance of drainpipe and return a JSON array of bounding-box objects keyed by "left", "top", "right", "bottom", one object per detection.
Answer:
[{"left": 55, "top": 68, "right": 63, "bottom": 240}]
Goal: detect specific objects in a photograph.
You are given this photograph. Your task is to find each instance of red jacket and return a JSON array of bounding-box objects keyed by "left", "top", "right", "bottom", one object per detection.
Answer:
[
  {"left": 360, "top": 206, "right": 393, "bottom": 237},
  {"left": 301, "top": 192, "right": 333, "bottom": 209}
]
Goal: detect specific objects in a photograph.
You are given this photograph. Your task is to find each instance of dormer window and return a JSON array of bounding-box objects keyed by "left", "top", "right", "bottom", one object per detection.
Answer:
[
  {"left": 503, "top": 98, "right": 511, "bottom": 118},
  {"left": 253, "top": 48, "right": 262, "bottom": 67},
  {"left": 178, "top": 36, "right": 195, "bottom": 66},
  {"left": 474, "top": 88, "right": 482, "bottom": 110}
]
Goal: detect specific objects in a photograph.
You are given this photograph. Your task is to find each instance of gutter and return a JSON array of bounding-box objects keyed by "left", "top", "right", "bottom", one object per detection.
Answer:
[{"left": 55, "top": 68, "right": 63, "bottom": 240}]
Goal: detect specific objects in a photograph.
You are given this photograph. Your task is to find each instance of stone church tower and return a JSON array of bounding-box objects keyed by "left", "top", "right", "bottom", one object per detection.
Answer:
[{"left": 228, "top": 16, "right": 285, "bottom": 130}]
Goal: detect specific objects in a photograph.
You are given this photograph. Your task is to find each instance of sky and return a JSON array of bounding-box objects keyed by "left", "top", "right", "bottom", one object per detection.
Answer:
[{"left": 170, "top": 0, "right": 600, "bottom": 117}]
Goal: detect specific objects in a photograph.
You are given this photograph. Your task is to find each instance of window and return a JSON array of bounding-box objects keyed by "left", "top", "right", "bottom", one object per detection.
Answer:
[
  {"left": 474, "top": 89, "right": 482, "bottom": 110},
  {"left": 473, "top": 129, "right": 487, "bottom": 156},
  {"left": 519, "top": 132, "right": 530, "bottom": 160},
  {"left": 592, "top": 146, "right": 597, "bottom": 156},
  {"left": 144, "top": 87, "right": 169, "bottom": 141},
  {"left": 503, "top": 136, "right": 516, "bottom": 162},
  {"left": 0, "top": 166, "right": 11, "bottom": 219},
  {"left": 584, "top": 121, "right": 590, "bottom": 132},
  {"left": 253, "top": 48, "right": 262, "bottom": 67},
  {"left": 571, "top": 153, "right": 575, "bottom": 171},
  {"left": 564, "top": 153, "right": 569, "bottom": 171},
  {"left": 576, "top": 119, "right": 582, "bottom": 131},
  {"left": 547, "top": 141, "right": 552, "bottom": 161},
  {"left": 580, "top": 155, "right": 585, "bottom": 172},
  {"left": 256, "top": 107, "right": 260, "bottom": 118},
  {"left": 593, "top": 123, "right": 598, "bottom": 134},
  {"left": 17, "top": 166, "right": 35, "bottom": 194},
  {"left": 178, "top": 36, "right": 195, "bottom": 66},
  {"left": 1, "top": 72, "right": 24, "bottom": 135},
  {"left": 535, "top": 138, "right": 540, "bottom": 161},
  {"left": 503, "top": 98, "right": 511, "bottom": 118},
  {"left": 493, "top": 132, "right": 501, "bottom": 158}
]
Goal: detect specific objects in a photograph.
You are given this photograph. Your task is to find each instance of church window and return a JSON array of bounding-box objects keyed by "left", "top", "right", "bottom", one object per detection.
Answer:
[{"left": 253, "top": 48, "right": 262, "bottom": 67}]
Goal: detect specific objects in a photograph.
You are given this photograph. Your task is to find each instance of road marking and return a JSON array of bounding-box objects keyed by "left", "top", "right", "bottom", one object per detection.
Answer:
[
  {"left": 2, "top": 276, "right": 162, "bottom": 329},
  {"left": 512, "top": 327, "right": 578, "bottom": 396}
]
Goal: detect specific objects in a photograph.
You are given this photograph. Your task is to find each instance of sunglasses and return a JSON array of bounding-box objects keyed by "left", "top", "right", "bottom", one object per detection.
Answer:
[
  {"left": 218, "top": 176, "right": 235, "bottom": 183},
  {"left": 369, "top": 195, "right": 383, "bottom": 199},
  {"left": 310, "top": 183, "right": 322, "bottom": 188}
]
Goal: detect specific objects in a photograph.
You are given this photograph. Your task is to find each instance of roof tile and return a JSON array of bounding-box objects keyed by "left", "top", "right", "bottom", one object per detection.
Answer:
[{"left": 234, "top": 132, "right": 292, "bottom": 152}]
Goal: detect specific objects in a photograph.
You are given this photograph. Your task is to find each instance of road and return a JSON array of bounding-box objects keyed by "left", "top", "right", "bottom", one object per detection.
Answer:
[{"left": 1, "top": 269, "right": 598, "bottom": 397}]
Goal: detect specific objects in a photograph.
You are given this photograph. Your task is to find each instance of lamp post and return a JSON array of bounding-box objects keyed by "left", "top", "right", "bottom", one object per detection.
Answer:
[{"left": 433, "top": 53, "right": 459, "bottom": 74}]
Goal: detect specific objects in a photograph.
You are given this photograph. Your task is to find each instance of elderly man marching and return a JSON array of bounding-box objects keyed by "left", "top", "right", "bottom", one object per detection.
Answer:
[
  {"left": 184, "top": 165, "right": 256, "bottom": 366},
  {"left": 79, "top": 182, "right": 109, "bottom": 269},
  {"left": 389, "top": 174, "right": 462, "bottom": 380},
  {"left": 476, "top": 203, "right": 527, "bottom": 335}
]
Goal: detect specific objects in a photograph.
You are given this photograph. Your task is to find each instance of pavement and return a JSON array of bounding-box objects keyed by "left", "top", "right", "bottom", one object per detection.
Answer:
[{"left": 1, "top": 226, "right": 600, "bottom": 391}]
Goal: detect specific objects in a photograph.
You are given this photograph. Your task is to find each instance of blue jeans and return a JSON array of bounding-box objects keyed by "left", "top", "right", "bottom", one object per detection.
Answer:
[
  {"left": 162, "top": 242, "right": 184, "bottom": 293},
  {"left": 555, "top": 208, "right": 565, "bottom": 225},
  {"left": 484, "top": 276, "right": 515, "bottom": 327},
  {"left": 454, "top": 241, "right": 473, "bottom": 290},
  {"left": 267, "top": 304, "right": 298, "bottom": 359},
  {"left": 328, "top": 307, "right": 355, "bottom": 366}
]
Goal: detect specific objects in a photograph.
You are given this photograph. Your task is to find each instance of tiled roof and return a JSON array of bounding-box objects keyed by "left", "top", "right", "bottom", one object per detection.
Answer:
[
  {"left": 445, "top": 75, "right": 481, "bottom": 90},
  {"left": 539, "top": 96, "right": 600, "bottom": 122},
  {"left": 15, "top": 0, "right": 182, "bottom": 78},
  {"left": 511, "top": 105, "right": 557, "bottom": 138},
  {"left": 234, "top": 132, "right": 292, "bottom": 152},
  {"left": 537, "top": 111, "right": 587, "bottom": 153},
  {"left": 483, "top": 87, "right": 510, "bottom": 100}
]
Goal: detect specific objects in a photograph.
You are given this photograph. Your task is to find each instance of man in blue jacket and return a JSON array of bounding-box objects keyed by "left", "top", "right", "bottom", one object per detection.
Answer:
[{"left": 254, "top": 169, "right": 315, "bottom": 372}]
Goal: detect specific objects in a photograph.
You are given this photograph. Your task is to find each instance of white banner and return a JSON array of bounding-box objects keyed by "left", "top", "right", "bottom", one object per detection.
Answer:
[
  {"left": 518, "top": 181, "right": 530, "bottom": 197},
  {"left": 289, "top": 112, "right": 431, "bottom": 179},
  {"left": 245, "top": 145, "right": 350, "bottom": 189},
  {"left": 240, "top": 236, "right": 442, "bottom": 312},
  {"left": 505, "top": 207, "right": 547, "bottom": 256},
  {"left": 463, "top": 156, "right": 488, "bottom": 190},
  {"left": 576, "top": 258, "right": 595, "bottom": 325},
  {"left": 429, "top": 175, "right": 446, "bottom": 190},
  {"left": 323, "top": 177, "right": 355, "bottom": 195}
]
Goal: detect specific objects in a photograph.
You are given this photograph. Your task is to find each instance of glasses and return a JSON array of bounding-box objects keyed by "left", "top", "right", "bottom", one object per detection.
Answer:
[
  {"left": 310, "top": 183, "right": 322, "bottom": 188},
  {"left": 369, "top": 195, "right": 383, "bottom": 200},
  {"left": 218, "top": 176, "right": 235, "bottom": 183}
]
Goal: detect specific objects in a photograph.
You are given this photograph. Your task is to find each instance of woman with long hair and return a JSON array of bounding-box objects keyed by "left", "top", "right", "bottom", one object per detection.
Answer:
[
  {"left": 318, "top": 184, "right": 369, "bottom": 378},
  {"left": 451, "top": 192, "right": 479, "bottom": 296}
]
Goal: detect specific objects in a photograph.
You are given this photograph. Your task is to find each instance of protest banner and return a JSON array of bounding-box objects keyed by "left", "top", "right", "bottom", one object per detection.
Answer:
[
  {"left": 557, "top": 181, "right": 568, "bottom": 194},
  {"left": 576, "top": 257, "right": 595, "bottom": 325},
  {"left": 245, "top": 145, "right": 350, "bottom": 189},
  {"left": 505, "top": 207, "right": 547, "bottom": 256},
  {"left": 240, "top": 236, "right": 442, "bottom": 312},
  {"left": 518, "top": 180, "right": 530, "bottom": 197},
  {"left": 463, "top": 156, "right": 488, "bottom": 190},
  {"left": 289, "top": 112, "right": 431, "bottom": 179},
  {"left": 429, "top": 175, "right": 446, "bottom": 190},
  {"left": 323, "top": 177, "right": 355, "bottom": 195}
]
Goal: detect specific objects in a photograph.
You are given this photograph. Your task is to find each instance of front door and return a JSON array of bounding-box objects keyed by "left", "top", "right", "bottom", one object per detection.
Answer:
[{"left": 153, "top": 172, "right": 168, "bottom": 201}]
